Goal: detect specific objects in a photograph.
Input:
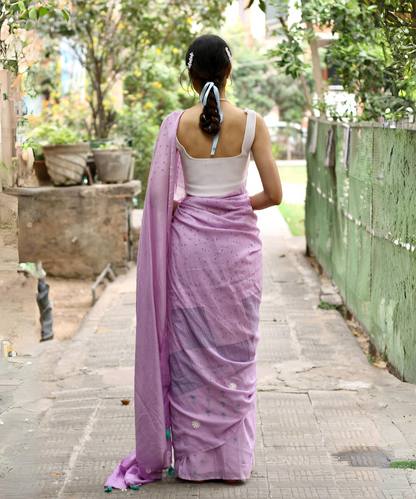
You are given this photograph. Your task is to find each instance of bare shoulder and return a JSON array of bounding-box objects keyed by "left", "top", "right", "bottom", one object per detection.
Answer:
[
  {"left": 252, "top": 113, "right": 271, "bottom": 149},
  {"left": 254, "top": 112, "right": 267, "bottom": 130},
  {"left": 177, "top": 105, "right": 200, "bottom": 136},
  {"left": 180, "top": 104, "right": 200, "bottom": 121}
]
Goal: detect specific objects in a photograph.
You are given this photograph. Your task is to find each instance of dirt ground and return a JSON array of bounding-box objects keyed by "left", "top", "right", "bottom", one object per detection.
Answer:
[
  {"left": 47, "top": 277, "right": 105, "bottom": 342},
  {"left": 1, "top": 225, "right": 105, "bottom": 351},
  {"left": 1, "top": 192, "right": 106, "bottom": 350}
]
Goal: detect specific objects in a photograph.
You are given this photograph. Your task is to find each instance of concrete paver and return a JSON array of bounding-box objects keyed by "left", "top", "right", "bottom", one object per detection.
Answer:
[{"left": 1, "top": 164, "right": 415, "bottom": 498}]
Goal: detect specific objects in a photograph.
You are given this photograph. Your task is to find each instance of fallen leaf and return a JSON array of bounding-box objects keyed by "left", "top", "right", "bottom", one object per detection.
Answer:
[
  {"left": 373, "top": 361, "right": 387, "bottom": 369},
  {"left": 279, "top": 254, "right": 286, "bottom": 258}
]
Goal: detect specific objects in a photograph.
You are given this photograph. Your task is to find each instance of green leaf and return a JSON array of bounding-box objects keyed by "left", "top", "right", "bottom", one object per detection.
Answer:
[
  {"left": 28, "top": 7, "right": 37, "bottom": 20},
  {"left": 18, "top": 1, "right": 25, "bottom": 12},
  {"left": 54, "top": 8, "right": 67, "bottom": 20},
  {"left": 39, "top": 7, "right": 49, "bottom": 17}
]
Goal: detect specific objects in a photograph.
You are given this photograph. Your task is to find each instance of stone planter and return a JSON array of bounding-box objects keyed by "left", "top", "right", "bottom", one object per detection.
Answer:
[
  {"left": 33, "top": 160, "right": 51, "bottom": 185},
  {"left": 43, "top": 143, "right": 90, "bottom": 186},
  {"left": 93, "top": 147, "right": 133, "bottom": 183}
]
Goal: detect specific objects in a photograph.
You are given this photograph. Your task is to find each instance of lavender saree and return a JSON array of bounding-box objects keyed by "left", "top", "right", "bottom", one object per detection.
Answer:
[{"left": 104, "top": 110, "right": 262, "bottom": 490}]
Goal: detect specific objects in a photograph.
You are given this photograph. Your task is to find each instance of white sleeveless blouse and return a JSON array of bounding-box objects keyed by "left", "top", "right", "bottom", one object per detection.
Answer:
[{"left": 176, "top": 108, "right": 256, "bottom": 197}]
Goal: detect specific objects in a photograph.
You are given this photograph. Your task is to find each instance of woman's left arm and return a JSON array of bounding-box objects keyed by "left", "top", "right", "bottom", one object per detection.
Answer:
[{"left": 250, "top": 113, "right": 283, "bottom": 210}]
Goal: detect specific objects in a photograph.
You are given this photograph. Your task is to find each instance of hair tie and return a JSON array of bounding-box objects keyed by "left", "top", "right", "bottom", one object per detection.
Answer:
[{"left": 200, "top": 82, "right": 224, "bottom": 156}]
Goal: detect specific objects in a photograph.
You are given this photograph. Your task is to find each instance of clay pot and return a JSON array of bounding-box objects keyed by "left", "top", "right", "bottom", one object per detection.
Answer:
[{"left": 33, "top": 160, "right": 51, "bottom": 185}]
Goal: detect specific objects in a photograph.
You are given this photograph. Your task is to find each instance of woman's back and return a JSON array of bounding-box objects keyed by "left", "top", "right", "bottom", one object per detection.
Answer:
[
  {"left": 177, "top": 103, "right": 249, "bottom": 159},
  {"left": 176, "top": 104, "right": 256, "bottom": 197}
]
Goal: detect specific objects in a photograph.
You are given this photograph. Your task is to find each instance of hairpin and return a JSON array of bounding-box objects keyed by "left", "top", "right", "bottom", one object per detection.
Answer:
[
  {"left": 225, "top": 47, "right": 232, "bottom": 62},
  {"left": 187, "top": 52, "right": 194, "bottom": 69}
]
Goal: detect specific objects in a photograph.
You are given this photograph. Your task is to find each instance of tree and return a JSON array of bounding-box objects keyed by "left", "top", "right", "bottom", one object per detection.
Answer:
[
  {"left": 0, "top": 1, "right": 68, "bottom": 74},
  {"left": 112, "top": 46, "right": 195, "bottom": 205},
  {"left": 257, "top": 0, "right": 416, "bottom": 121},
  {"left": 217, "top": 23, "right": 313, "bottom": 123},
  {"left": 50, "top": 0, "right": 232, "bottom": 139}
]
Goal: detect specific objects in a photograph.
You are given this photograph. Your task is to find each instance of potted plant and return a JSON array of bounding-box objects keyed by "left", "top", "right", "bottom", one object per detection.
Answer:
[
  {"left": 31, "top": 124, "right": 89, "bottom": 186},
  {"left": 92, "top": 139, "right": 133, "bottom": 183}
]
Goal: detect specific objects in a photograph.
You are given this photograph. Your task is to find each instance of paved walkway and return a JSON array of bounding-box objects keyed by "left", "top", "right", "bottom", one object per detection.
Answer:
[{"left": 1, "top": 164, "right": 416, "bottom": 498}]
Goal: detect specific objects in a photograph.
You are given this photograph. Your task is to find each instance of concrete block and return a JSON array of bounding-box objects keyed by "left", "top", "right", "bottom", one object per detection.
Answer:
[
  {"left": 320, "top": 284, "right": 338, "bottom": 295},
  {"left": 320, "top": 293, "right": 343, "bottom": 306}
]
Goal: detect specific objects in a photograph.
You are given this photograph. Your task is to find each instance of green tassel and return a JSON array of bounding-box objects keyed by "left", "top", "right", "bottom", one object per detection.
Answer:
[
  {"left": 130, "top": 484, "right": 140, "bottom": 490},
  {"left": 104, "top": 486, "right": 112, "bottom": 492},
  {"left": 167, "top": 465, "right": 174, "bottom": 477},
  {"left": 166, "top": 427, "right": 172, "bottom": 440}
]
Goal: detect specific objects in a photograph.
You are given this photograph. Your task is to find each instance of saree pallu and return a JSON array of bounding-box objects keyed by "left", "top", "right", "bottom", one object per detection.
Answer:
[{"left": 167, "top": 187, "right": 262, "bottom": 480}]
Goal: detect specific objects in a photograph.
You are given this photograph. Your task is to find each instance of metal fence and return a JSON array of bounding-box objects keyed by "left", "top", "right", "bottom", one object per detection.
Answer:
[{"left": 305, "top": 117, "right": 416, "bottom": 384}]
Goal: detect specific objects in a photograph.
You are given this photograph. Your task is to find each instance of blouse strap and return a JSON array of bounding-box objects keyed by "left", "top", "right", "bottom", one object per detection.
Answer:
[{"left": 242, "top": 108, "right": 257, "bottom": 155}]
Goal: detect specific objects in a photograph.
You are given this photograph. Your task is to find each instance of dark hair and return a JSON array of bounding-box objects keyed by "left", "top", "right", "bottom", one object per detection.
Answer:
[{"left": 185, "top": 35, "right": 232, "bottom": 137}]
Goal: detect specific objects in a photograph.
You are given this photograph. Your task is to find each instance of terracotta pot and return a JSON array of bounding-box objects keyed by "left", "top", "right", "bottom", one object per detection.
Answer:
[{"left": 33, "top": 160, "right": 51, "bottom": 185}]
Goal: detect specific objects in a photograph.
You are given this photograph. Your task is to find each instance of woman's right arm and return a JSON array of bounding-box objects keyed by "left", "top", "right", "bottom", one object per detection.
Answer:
[{"left": 250, "top": 113, "right": 283, "bottom": 210}]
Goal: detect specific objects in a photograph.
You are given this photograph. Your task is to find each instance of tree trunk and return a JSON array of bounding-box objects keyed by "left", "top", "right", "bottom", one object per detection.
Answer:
[{"left": 307, "top": 23, "right": 324, "bottom": 104}]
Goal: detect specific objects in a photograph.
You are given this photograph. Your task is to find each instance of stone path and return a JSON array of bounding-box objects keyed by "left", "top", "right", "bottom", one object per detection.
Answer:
[{"left": 1, "top": 164, "right": 416, "bottom": 498}]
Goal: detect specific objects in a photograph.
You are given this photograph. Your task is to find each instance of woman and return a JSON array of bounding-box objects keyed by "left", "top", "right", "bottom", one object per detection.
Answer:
[{"left": 104, "top": 34, "right": 282, "bottom": 492}]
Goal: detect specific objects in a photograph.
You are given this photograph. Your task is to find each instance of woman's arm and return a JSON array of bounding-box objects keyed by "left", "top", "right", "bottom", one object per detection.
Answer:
[{"left": 250, "top": 113, "right": 283, "bottom": 210}]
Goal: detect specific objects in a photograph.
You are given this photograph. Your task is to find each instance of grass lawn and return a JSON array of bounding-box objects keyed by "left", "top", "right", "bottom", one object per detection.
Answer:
[
  {"left": 276, "top": 164, "right": 307, "bottom": 236},
  {"left": 278, "top": 200, "right": 305, "bottom": 236},
  {"left": 277, "top": 165, "right": 307, "bottom": 184}
]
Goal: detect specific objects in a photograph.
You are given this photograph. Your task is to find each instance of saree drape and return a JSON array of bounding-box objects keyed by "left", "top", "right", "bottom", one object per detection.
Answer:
[{"left": 104, "top": 110, "right": 262, "bottom": 490}]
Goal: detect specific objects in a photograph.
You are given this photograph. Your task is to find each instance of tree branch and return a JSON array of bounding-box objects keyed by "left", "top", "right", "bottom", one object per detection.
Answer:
[{"left": 279, "top": 16, "right": 313, "bottom": 108}]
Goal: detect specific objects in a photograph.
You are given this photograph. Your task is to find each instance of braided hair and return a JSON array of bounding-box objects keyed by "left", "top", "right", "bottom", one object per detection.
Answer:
[{"left": 185, "top": 35, "right": 232, "bottom": 137}]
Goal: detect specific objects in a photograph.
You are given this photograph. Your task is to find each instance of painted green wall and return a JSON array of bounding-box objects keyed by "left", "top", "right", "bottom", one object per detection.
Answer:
[{"left": 306, "top": 119, "right": 416, "bottom": 384}]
